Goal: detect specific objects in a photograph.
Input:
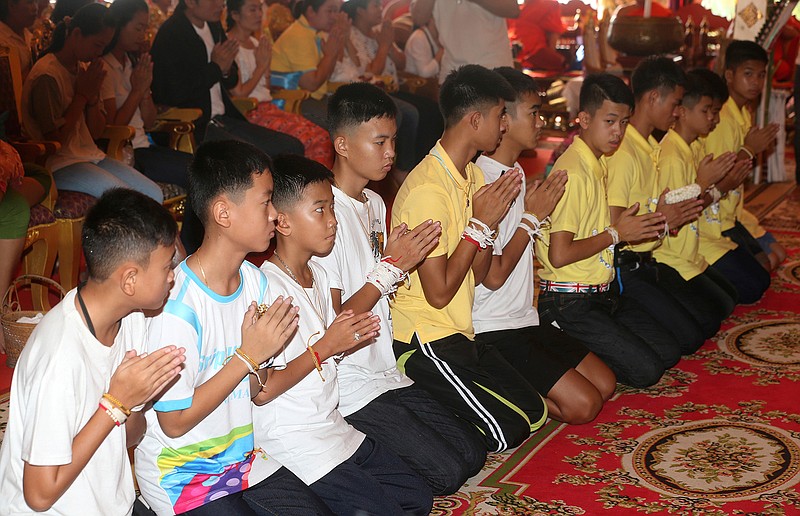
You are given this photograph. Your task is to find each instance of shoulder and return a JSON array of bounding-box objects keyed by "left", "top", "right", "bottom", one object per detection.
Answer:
[{"left": 363, "top": 188, "right": 387, "bottom": 210}]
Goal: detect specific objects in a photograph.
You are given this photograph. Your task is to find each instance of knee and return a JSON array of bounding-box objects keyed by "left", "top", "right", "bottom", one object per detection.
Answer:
[
  {"left": 623, "top": 362, "right": 665, "bottom": 389},
  {"left": 556, "top": 390, "right": 604, "bottom": 425},
  {"left": 594, "top": 366, "right": 617, "bottom": 401},
  {"left": 502, "top": 416, "right": 533, "bottom": 451},
  {"left": 407, "top": 480, "right": 434, "bottom": 516}
]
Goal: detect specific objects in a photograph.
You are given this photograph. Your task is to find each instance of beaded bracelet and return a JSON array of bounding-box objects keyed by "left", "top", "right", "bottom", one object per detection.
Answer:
[
  {"left": 228, "top": 349, "right": 266, "bottom": 389},
  {"left": 739, "top": 145, "right": 755, "bottom": 160},
  {"left": 102, "top": 393, "right": 131, "bottom": 416},
  {"left": 306, "top": 332, "right": 325, "bottom": 382},
  {"left": 99, "top": 397, "right": 128, "bottom": 426}
]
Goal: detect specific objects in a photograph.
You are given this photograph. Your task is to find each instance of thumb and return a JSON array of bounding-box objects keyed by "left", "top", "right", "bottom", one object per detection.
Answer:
[
  {"left": 624, "top": 202, "right": 640, "bottom": 216},
  {"left": 699, "top": 154, "right": 713, "bottom": 166}
]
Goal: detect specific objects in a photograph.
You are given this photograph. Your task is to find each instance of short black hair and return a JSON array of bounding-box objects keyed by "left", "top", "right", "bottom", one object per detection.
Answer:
[
  {"left": 439, "top": 64, "right": 515, "bottom": 128},
  {"left": 630, "top": 56, "right": 687, "bottom": 100},
  {"left": 188, "top": 140, "right": 273, "bottom": 225},
  {"left": 492, "top": 66, "right": 541, "bottom": 110},
  {"left": 725, "top": 40, "right": 768, "bottom": 70},
  {"left": 82, "top": 188, "right": 177, "bottom": 281},
  {"left": 579, "top": 73, "right": 634, "bottom": 114},
  {"left": 271, "top": 154, "right": 334, "bottom": 212},
  {"left": 328, "top": 82, "right": 398, "bottom": 136},
  {"left": 689, "top": 68, "right": 728, "bottom": 104},
  {"left": 682, "top": 69, "right": 715, "bottom": 109}
]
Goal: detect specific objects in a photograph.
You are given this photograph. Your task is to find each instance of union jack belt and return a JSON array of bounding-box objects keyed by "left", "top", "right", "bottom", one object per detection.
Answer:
[{"left": 540, "top": 280, "right": 611, "bottom": 294}]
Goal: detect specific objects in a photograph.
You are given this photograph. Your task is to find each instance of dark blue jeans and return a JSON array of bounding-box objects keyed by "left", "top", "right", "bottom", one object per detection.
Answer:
[
  {"left": 176, "top": 466, "right": 333, "bottom": 515},
  {"left": 538, "top": 287, "right": 681, "bottom": 388},
  {"left": 204, "top": 114, "right": 304, "bottom": 156},
  {"left": 309, "top": 436, "right": 433, "bottom": 516},
  {"left": 344, "top": 385, "right": 486, "bottom": 495},
  {"left": 711, "top": 245, "right": 770, "bottom": 304}
]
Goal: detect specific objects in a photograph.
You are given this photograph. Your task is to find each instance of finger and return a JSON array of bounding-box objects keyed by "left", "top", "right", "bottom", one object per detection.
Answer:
[{"left": 332, "top": 309, "right": 355, "bottom": 323}]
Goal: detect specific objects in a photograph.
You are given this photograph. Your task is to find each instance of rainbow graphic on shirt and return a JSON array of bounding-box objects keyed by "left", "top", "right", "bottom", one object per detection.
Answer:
[{"left": 156, "top": 424, "right": 257, "bottom": 513}]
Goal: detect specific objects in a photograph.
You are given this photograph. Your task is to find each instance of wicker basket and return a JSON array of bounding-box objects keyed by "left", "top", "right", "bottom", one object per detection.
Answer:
[{"left": 2, "top": 275, "right": 65, "bottom": 367}]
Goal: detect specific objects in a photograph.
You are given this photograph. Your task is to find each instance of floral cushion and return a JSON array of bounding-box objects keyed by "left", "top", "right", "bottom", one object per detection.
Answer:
[
  {"left": 54, "top": 190, "right": 96, "bottom": 219},
  {"left": 28, "top": 203, "right": 56, "bottom": 226}
]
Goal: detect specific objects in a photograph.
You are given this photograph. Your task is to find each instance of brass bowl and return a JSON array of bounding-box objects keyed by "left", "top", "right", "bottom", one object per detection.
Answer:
[{"left": 607, "top": 15, "right": 684, "bottom": 56}]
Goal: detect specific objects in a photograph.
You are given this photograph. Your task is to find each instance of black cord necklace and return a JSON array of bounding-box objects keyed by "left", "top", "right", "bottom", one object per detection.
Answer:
[{"left": 76, "top": 282, "right": 97, "bottom": 338}]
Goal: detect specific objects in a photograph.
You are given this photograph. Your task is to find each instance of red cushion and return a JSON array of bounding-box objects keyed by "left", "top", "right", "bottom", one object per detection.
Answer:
[
  {"left": 28, "top": 203, "right": 56, "bottom": 226},
  {"left": 54, "top": 191, "right": 97, "bottom": 219}
]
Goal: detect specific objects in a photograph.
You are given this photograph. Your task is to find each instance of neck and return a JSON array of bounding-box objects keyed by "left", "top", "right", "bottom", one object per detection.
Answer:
[
  {"left": 353, "top": 17, "right": 372, "bottom": 36},
  {"left": 77, "top": 281, "right": 129, "bottom": 346},
  {"left": 185, "top": 10, "right": 206, "bottom": 28},
  {"left": 673, "top": 123, "right": 697, "bottom": 146},
  {"left": 110, "top": 46, "right": 127, "bottom": 64},
  {"left": 54, "top": 46, "right": 78, "bottom": 69},
  {"left": 332, "top": 160, "right": 370, "bottom": 200},
  {"left": 729, "top": 89, "right": 747, "bottom": 109},
  {"left": 629, "top": 110, "right": 654, "bottom": 140},
  {"left": 439, "top": 129, "right": 479, "bottom": 178},
  {"left": 579, "top": 133, "right": 603, "bottom": 159},
  {"left": 228, "top": 24, "right": 251, "bottom": 42},
  {"left": 192, "top": 237, "right": 247, "bottom": 295},
  {"left": 484, "top": 140, "right": 521, "bottom": 168},
  {"left": 272, "top": 241, "right": 313, "bottom": 287},
  {"left": 4, "top": 19, "right": 26, "bottom": 37}
]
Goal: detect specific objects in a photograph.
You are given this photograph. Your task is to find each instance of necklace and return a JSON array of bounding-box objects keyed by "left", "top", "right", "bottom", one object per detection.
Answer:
[
  {"left": 334, "top": 182, "right": 383, "bottom": 261},
  {"left": 76, "top": 283, "right": 97, "bottom": 338},
  {"left": 430, "top": 148, "right": 473, "bottom": 211},
  {"left": 272, "top": 251, "right": 328, "bottom": 327},
  {"left": 195, "top": 253, "right": 209, "bottom": 286}
]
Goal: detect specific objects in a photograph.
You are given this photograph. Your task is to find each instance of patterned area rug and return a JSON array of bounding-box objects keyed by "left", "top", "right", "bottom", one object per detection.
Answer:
[{"left": 433, "top": 233, "right": 800, "bottom": 514}]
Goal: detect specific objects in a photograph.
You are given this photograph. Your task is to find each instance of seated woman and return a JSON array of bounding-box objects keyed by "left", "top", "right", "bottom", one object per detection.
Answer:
[
  {"left": 226, "top": 0, "right": 333, "bottom": 167},
  {"left": 404, "top": 16, "right": 443, "bottom": 80},
  {"left": 339, "top": 0, "right": 442, "bottom": 167},
  {"left": 102, "top": 0, "right": 192, "bottom": 188},
  {"left": 21, "top": 3, "right": 163, "bottom": 201},
  {"left": 270, "top": 0, "right": 348, "bottom": 129}
]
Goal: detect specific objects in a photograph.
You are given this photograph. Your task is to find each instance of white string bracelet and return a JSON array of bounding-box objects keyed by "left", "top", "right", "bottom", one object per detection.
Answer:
[
  {"left": 518, "top": 213, "right": 548, "bottom": 241},
  {"left": 706, "top": 185, "right": 722, "bottom": 204},
  {"left": 463, "top": 217, "right": 496, "bottom": 249},
  {"left": 606, "top": 226, "right": 620, "bottom": 245},
  {"left": 228, "top": 349, "right": 265, "bottom": 389},
  {"left": 739, "top": 145, "right": 755, "bottom": 160},
  {"left": 660, "top": 221, "right": 669, "bottom": 240},
  {"left": 367, "top": 258, "right": 408, "bottom": 297}
]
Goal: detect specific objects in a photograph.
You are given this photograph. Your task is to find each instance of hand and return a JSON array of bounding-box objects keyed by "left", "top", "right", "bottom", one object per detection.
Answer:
[
  {"left": 317, "top": 310, "right": 381, "bottom": 359},
  {"left": 254, "top": 36, "right": 272, "bottom": 69},
  {"left": 323, "top": 13, "right": 350, "bottom": 56},
  {"left": 716, "top": 158, "right": 751, "bottom": 193},
  {"left": 656, "top": 189, "right": 703, "bottom": 228},
  {"left": 76, "top": 59, "right": 106, "bottom": 102},
  {"left": 695, "top": 151, "right": 735, "bottom": 189},
  {"left": 130, "top": 53, "right": 153, "bottom": 95},
  {"left": 108, "top": 346, "right": 186, "bottom": 409},
  {"left": 524, "top": 169, "right": 567, "bottom": 219},
  {"left": 382, "top": 220, "right": 442, "bottom": 272},
  {"left": 472, "top": 170, "right": 523, "bottom": 230},
  {"left": 211, "top": 39, "right": 239, "bottom": 76},
  {"left": 614, "top": 202, "right": 666, "bottom": 242},
  {"left": 743, "top": 123, "right": 779, "bottom": 155},
  {"left": 376, "top": 20, "right": 394, "bottom": 47},
  {"left": 240, "top": 297, "right": 299, "bottom": 365}
]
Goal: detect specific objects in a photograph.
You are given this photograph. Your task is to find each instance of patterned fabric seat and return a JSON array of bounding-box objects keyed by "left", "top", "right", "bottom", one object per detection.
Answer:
[
  {"left": 53, "top": 190, "right": 96, "bottom": 219},
  {"left": 28, "top": 203, "right": 56, "bottom": 226}
]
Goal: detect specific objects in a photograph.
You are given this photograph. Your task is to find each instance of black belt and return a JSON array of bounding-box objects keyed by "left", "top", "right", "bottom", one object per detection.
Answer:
[{"left": 614, "top": 249, "right": 653, "bottom": 269}]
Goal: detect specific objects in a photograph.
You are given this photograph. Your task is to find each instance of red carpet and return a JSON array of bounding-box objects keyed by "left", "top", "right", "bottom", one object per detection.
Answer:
[{"left": 434, "top": 228, "right": 800, "bottom": 515}]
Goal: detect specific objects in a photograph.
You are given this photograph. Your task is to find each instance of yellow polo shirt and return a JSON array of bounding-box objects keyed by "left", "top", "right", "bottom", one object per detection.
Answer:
[
  {"left": 537, "top": 136, "right": 615, "bottom": 285},
  {"left": 271, "top": 16, "right": 327, "bottom": 100},
  {"left": 390, "top": 141, "right": 485, "bottom": 343},
  {"left": 691, "top": 138, "right": 738, "bottom": 264},
  {"left": 704, "top": 97, "right": 751, "bottom": 231},
  {"left": 654, "top": 130, "right": 708, "bottom": 280},
  {"left": 739, "top": 208, "right": 767, "bottom": 238},
  {"left": 606, "top": 124, "right": 661, "bottom": 253}
]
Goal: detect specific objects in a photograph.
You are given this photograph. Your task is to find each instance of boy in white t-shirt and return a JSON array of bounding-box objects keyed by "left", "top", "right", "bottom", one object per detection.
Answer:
[
  {"left": 0, "top": 188, "right": 186, "bottom": 514},
  {"left": 312, "top": 82, "right": 486, "bottom": 495},
  {"left": 252, "top": 154, "right": 433, "bottom": 516},
  {"left": 474, "top": 67, "right": 615, "bottom": 425},
  {"left": 135, "top": 140, "right": 333, "bottom": 516}
]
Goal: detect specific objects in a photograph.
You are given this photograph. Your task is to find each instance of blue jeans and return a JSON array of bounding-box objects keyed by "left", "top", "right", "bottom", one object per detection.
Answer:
[
  {"left": 53, "top": 157, "right": 163, "bottom": 202},
  {"left": 538, "top": 287, "right": 681, "bottom": 388},
  {"left": 309, "top": 436, "right": 433, "bottom": 516},
  {"left": 344, "top": 386, "right": 486, "bottom": 495},
  {"left": 711, "top": 246, "right": 770, "bottom": 304},
  {"left": 175, "top": 467, "right": 334, "bottom": 516}
]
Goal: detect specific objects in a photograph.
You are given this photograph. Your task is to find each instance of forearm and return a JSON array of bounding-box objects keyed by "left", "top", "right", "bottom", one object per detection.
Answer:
[
  {"left": 367, "top": 44, "right": 391, "bottom": 76},
  {"left": 23, "top": 409, "right": 116, "bottom": 511},
  {"left": 389, "top": 45, "right": 406, "bottom": 70},
  {"left": 549, "top": 231, "right": 613, "bottom": 269},
  {"left": 340, "top": 285, "right": 382, "bottom": 314},
  {"left": 299, "top": 53, "right": 337, "bottom": 91},
  {"left": 112, "top": 90, "right": 147, "bottom": 126},
  {"left": 125, "top": 411, "right": 146, "bottom": 448},
  {"left": 85, "top": 104, "right": 107, "bottom": 139},
  {"left": 420, "top": 241, "right": 479, "bottom": 309},
  {"left": 470, "top": 244, "right": 493, "bottom": 285},
  {"left": 230, "top": 65, "right": 268, "bottom": 97},
  {"left": 252, "top": 352, "right": 320, "bottom": 404},
  {"left": 482, "top": 228, "right": 529, "bottom": 289},
  {"left": 140, "top": 94, "right": 157, "bottom": 129}
]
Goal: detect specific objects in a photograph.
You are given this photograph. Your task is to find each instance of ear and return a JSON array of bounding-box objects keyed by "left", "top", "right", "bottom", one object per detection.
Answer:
[
  {"left": 647, "top": 89, "right": 660, "bottom": 106},
  {"left": 723, "top": 69, "right": 734, "bottom": 84},
  {"left": 578, "top": 110, "right": 591, "bottom": 129},
  {"left": 334, "top": 135, "right": 348, "bottom": 159},
  {"left": 119, "top": 264, "right": 138, "bottom": 297},
  {"left": 676, "top": 104, "right": 687, "bottom": 119},
  {"left": 275, "top": 211, "right": 292, "bottom": 237},
  {"left": 468, "top": 111, "right": 482, "bottom": 132},
  {"left": 211, "top": 196, "right": 231, "bottom": 229}
]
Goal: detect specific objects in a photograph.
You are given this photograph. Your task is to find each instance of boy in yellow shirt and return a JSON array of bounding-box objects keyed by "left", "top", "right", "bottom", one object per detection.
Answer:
[
  {"left": 392, "top": 65, "right": 546, "bottom": 453},
  {"left": 605, "top": 57, "right": 708, "bottom": 352},
  {"left": 536, "top": 73, "right": 676, "bottom": 389},
  {"left": 655, "top": 71, "right": 738, "bottom": 335}
]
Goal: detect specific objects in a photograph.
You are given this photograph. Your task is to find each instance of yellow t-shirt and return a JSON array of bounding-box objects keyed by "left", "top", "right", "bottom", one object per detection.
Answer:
[
  {"left": 739, "top": 208, "right": 766, "bottom": 238},
  {"left": 704, "top": 97, "right": 751, "bottom": 231},
  {"left": 536, "top": 136, "right": 615, "bottom": 285},
  {"left": 654, "top": 130, "right": 708, "bottom": 280},
  {"left": 271, "top": 16, "right": 327, "bottom": 100},
  {"left": 691, "top": 138, "right": 738, "bottom": 264},
  {"left": 606, "top": 124, "right": 661, "bottom": 253},
  {"left": 390, "top": 141, "right": 485, "bottom": 344}
]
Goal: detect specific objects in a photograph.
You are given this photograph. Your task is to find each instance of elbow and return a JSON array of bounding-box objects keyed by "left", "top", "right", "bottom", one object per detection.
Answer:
[
  {"left": 161, "top": 425, "right": 188, "bottom": 439},
  {"left": 423, "top": 290, "right": 451, "bottom": 310},
  {"left": 481, "top": 274, "right": 503, "bottom": 291},
  {"left": 24, "top": 488, "right": 55, "bottom": 512},
  {"left": 549, "top": 251, "right": 567, "bottom": 269}
]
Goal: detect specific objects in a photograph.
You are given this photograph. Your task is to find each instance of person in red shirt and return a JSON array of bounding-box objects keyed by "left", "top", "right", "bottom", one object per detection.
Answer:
[{"left": 509, "top": 0, "right": 566, "bottom": 70}]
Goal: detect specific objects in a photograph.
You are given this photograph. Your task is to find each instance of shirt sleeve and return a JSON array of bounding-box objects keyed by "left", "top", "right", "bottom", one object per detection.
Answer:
[
  {"left": 100, "top": 61, "right": 116, "bottom": 102},
  {"left": 394, "top": 184, "right": 454, "bottom": 258},
  {"left": 549, "top": 170, "right": 585, "bottom": 236},
  {"left": 704, "top": 120, "right": 738, "bottom": 157},
  {"left": 605, "top": 150, "right": 634, "bottom": 208},
  {"left": 30, "top": 75, "right": 64, "bottom": 136},
  {"left": 147, "top": 306, "right": 199, "bottom": 412},
  {"left": 404, "top": 31, "right": 439, "bottom": 78}
]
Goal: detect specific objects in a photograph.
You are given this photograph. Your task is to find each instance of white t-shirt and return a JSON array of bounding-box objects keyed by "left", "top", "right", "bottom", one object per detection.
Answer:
[
  {"left": 192, "top": 22, "right": 225, "bottom": 118},
  {"left": 0, "top": 289, "right": 145, "bottom": 515},
  {"left": 235, "top": 37, "right": 272, "bottom": 103},
  {"left": 472, "top": 156, "right": 539, "bottom": 333},
  {"left": 433, "top": 0, "right": 514, "bottom": 83},
  {"left": 404, "top": 27, "right": 440, "bottom": 79},
  {"left": 135, "top": 260, "right": 283, "bottom": 516},
  {"left": 312, "top": 186, "right": 412, "bottom": 416},
  {"left": 254, "top": 260, "right": 365, "bottom": 485},
  {"left": 101, "top": 53, "right": 151, "bottom": 149},
  {"left": 21, "top": 53, "right": 106, "bottom": 171}
]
